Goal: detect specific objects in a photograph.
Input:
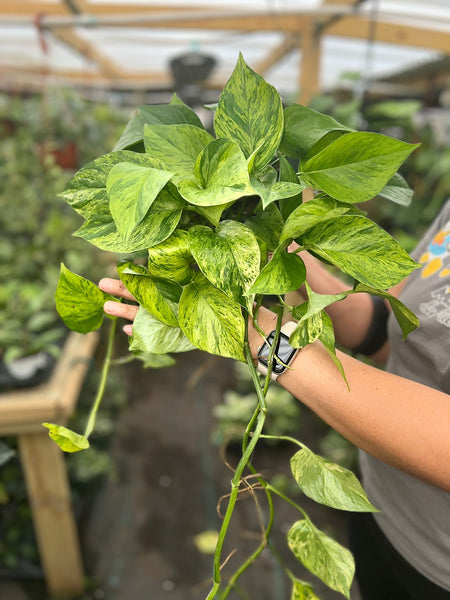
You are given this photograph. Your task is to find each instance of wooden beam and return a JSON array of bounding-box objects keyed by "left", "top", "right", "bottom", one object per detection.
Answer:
[
  {"left": 254, "top": 33, "right": 301, "bottom": 75},
  {"left": 298, "top": 19, "right": 322, "bottom": 105},
  {"left": 0, "top": 2, "right": 213, "bottom": 16},
  {"left": 51, "top": 26, "right": 124, "bottom": 79},
  {"left": 327, "top": 16, "right": 450, "bottom": 53}
]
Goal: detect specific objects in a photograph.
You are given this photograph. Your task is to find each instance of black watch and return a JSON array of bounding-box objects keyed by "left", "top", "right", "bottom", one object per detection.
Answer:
[{"left": 257, "top": 321, "right": 299, "bottom": 381}]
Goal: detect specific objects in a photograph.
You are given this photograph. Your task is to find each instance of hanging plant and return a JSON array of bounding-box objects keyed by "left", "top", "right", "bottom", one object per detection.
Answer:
[{"left": 47, "top": 54, "right": 420, "bottom": 598}]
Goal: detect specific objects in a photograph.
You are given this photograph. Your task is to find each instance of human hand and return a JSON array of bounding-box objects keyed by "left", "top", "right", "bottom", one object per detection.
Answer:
[{"left": 99, "top": 278, "right": 138, "bottom": 336}]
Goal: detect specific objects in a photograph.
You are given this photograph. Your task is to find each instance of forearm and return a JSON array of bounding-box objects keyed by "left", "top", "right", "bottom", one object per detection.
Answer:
[{"left": 248, "top": 306, "right": 450, "bottom": 493}]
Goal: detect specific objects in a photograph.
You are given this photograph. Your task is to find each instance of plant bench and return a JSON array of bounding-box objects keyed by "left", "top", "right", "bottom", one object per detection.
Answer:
[{"left": 0, "top": 331, "right": 98, "bottom": 598}]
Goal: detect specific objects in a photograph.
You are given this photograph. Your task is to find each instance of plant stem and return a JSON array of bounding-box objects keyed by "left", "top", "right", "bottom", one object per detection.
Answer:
[
  {"left": 219, "top": 487, "right": 274, "bottom": 599},
  {"left": 84, "top": 316, "right": 117, "bottom": 439},
  {"left": 206, "top": 342, "right": 269, "bottom": 599}
]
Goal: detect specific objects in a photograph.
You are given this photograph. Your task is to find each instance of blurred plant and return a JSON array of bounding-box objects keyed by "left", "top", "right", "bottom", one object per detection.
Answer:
[
  {"left": 212, "top": 362, "right": 301, "bottom": 446},
  {"left": 0, "top": 94, "right": 125, "bottom": 370}
]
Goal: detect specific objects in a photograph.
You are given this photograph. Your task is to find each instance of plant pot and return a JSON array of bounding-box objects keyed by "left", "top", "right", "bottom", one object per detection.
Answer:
[
  {"left": 39, "top": 140, "right": 78, "bottom": 169},
  {"left": 0, "top": 352, "right": 56, "bottom": 392}
]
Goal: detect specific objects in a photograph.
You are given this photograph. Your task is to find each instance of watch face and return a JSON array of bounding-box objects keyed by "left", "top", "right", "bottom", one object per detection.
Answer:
[{"left": 258, "top": 331, "right": 297, "bottom": 374}]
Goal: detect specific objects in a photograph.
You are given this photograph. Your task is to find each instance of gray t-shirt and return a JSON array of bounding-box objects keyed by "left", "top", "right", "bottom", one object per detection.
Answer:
[{"left": 360, "top": 199, "right": 450, "bottom": 590}]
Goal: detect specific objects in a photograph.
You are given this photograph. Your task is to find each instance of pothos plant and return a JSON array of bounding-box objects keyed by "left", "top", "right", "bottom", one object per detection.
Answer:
[{"left": 46, "top": 54, "right": 420, "bottom": 599}]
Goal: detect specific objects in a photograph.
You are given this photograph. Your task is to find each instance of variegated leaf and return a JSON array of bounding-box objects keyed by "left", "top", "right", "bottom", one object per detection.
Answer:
[
  {"left": 178, "top": 272, "right": 245, "bottom": 361},
  {"left": 280, "top": 104, "right": 353, "bottom": 158},
  {"left": 106, "top": 161, "right": 174, "bottom": 241},
  {"left": 214, "top": 53, "right": 283, "bottom": 173},
  {"left": 287, "top": 519, "right": 355, "bottom": 598},
  {"left": 129, "top": 307, "right": 195, "bottom": 354},
  {"left": 178, "top": 139, "right": 253, "bottom": 207},
  {"left": 117, "top": 262, "right": 180, "bottom": 326},
  {"left": 303, "top": 216, "right": 420, "bottom": 288},
  {"left": 147, "top": 230, "right": 193, "bottom": 285},
  {"left": 143, "top": 123, "right": 213, "bottom": 182},
  {"left": 247, "top": 248, "right": 306, "bottom": 295},
  {"left": 113, "top": 101, "right": 204, "bottom": 151},
  {"left": 55, "top": 264, "right": 113, "bottom": 334},
  {"left": 300, "top": 132, "right": 420, "bottom": 203},
  {"left": 291, "top": 446, "right": 377, "bottom": 512},
  {"left": 188, "top": 220, "right": 260, "bottom": 306},
  {"left": 280, "top": 196, "right": 365, "bottom": 244}
]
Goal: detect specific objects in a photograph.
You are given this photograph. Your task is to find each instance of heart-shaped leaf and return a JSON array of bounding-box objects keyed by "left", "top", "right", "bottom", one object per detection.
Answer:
[
  {"left": 55, "top": 264, "right": 113, "bottom": 333},
  {"left": 107, "top": 161, "right": 174, "bottom": 241},
  {"left": 214, "top": 53, "right": 283, "bottom": 173},
  {"left": 188, "top": 220, "right": 260, "bottom": 305},
  {"left": 43, "top": 423, "right": 89, "bottom": 453},
  {"left": 291, "top": 445, "right": 377, "bottom": 512},
  {"left": 300, "top": 132, "right": 419, "bottom": 203},
  {"left": 287, "top": 519, "right": 355, "bottom": 598},
  {"left": 178, "top": 272, "right": 245, "bottom": 361}
]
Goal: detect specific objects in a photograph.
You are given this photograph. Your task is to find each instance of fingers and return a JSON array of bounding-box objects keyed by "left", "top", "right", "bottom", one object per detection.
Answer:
[
  {"left": 99, "top": 277, "right": 136, "bottom": 302},
  {"left": 104, "top": 301, "right": 139, "bottom": 323}
]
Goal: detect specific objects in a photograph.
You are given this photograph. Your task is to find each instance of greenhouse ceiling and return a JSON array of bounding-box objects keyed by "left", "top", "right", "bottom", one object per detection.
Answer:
[{"left": 1, "top": 0, "right": 449, "bottom": 104}]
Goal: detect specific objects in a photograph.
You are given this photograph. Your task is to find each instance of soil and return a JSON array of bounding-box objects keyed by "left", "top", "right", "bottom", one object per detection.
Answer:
[{"left": 0, "top": 348, "right": 362, "bottom": 600}]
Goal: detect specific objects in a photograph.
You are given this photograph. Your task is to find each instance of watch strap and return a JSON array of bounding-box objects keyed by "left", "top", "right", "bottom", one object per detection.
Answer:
[{"left": 257, "top": 321, "right": 299, "bottom": 381}]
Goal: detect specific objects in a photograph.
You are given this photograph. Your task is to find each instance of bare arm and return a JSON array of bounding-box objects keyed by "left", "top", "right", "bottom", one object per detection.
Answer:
[{"left": 248, "top": 305, "right": 450, "bottom": 493}]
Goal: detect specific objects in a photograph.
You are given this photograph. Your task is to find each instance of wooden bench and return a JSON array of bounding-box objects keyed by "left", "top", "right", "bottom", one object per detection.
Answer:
[{"left": 0, "top": 331, "right": 98, "bottom": 597}]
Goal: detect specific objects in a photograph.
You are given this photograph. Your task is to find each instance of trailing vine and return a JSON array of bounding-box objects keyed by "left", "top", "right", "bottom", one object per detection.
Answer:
[{"left": 46, "top": 54, "right": 420, "bottom": 598}]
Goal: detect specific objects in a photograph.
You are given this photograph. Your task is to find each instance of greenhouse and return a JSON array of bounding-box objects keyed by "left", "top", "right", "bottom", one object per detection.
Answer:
[{"left": 0, "top": 2, "right": 449, "bottom": 600}]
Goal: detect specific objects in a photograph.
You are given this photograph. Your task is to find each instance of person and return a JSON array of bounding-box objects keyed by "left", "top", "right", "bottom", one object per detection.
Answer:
[{"left": 99, "top": 198, "right": 450, "bottom": 600}]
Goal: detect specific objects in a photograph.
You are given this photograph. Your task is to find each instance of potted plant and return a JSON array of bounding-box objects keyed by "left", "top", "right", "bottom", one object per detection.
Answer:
[{"left": 47, "top": 54, "right": 420, "bottom": 598}]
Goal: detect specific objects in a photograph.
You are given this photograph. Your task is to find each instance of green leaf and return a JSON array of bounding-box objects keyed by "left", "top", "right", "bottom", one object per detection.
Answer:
[
  {"left": 290, "top": 306, "right": 324, "bottom": 348},
  {"left": 178, "top": 139, "right": 253, "bottom": 207},
  {"left": 61, "top": 151, "right": 185, "bottom": 252},
  {"left": 188, "top": 221, "right": 260, "bottom": 306},
  {"left": 248, "top": 248, "right": 306, "bottom": 295},
  {"left": 195, "top": 201, "right": 235, "bottom": 227},
  {"left": 117, "top": 262, "right": 180, "bottom": 326},
  {"left": 214, "top": 53, "right": 283, "bottom": 173},
  {"left": 178, "top": 272, "right": 245, "bottom": 361},
  {"left": 143, "top": 123, "right": 214, "bottom": 182},
  {"left": 278, "top": 154, "right": 304, "bottom": 220},
  {"left": 106, "top": 161, "right": 174, "bottom": 241},
  {"left": 317, "top": 311, "right": 348, "bottom": 386},
  {"left": 280, "top": 196, "right": 365, "bottom": 244},
  {"left": 43, "top": 423, "right": 89, "bottom": 453},
  {"left": 291, "top": 446, "right": 377, "bottom": 511},
  {"left": 353, "top": 283, "right": 419, "bottom": 338},
  {"left": 133, "top": 351, "right": 176, "bottom": 369},
  {"left": 376, "top": 172, "right": 414, "bottom": 206},
  {"left": 245, "top": 203, "right": 284, "bottom": 252},
  {"left": 293, "top": 283, "right": 348, "bottom": 324},
  {"left": 287, "top": 519, "right": 355, "bottom": 598},
  {"left": 55, "top": 264, "right": 112, "bottom": 334},
  {"left": 129, "top": 307, "right": 195, "bottom": 354},
  {"left": 75, "top": 182, "right": 185, "bottom": 252},
  {"left": 291, "top": 579, "right": 320, "bottom": 600},
  {"left": 280, "top": 104, "right": 353, "bottom": 158},
  {"left": 251, "top": 172, "right": 305, "bottom": 210},
  {"left": 303, "top": 216, "right": 420, "bottom": 288},
  {"left": 113, "top": 102, "right": 204, "bottom": 151},
  {"left": 300, "top": 132, "right": 420, "bottom": 203},
  {"left": 60, "top": 150, "right": 157, "bottom": 219},
  {"left": 147, "top": 230, "right": 193, "bottom": 285}
]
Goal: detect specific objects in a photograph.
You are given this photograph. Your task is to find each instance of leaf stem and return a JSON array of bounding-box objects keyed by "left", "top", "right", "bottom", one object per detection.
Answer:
[{"left": 84, "top": 316, "right": 117, "bottom": 439}]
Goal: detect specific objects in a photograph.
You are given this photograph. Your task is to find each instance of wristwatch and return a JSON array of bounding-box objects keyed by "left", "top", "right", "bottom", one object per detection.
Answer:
[{"left": 257, "top": 321, "right": 300, "bottom": 381}]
